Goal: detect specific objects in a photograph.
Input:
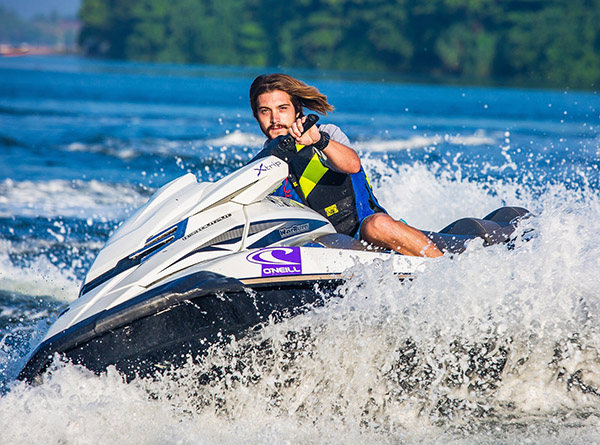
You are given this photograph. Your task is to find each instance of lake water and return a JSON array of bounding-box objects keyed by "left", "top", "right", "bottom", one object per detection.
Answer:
[{"left": 1, "top": 55, "right": 599, "bottom": 443}]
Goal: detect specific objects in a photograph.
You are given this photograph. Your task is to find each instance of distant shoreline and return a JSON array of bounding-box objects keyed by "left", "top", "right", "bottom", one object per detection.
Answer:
[
  {"left": 0, "top": 52, "right": 593, "bottom": 93},
  {"left": 0, "top": 44, "right": 78, "bottom": 57}
]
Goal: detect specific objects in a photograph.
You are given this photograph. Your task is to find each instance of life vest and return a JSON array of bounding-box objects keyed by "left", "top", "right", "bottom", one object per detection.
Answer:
[{"left": 273, "top": 144, "right": 386, "bottom": 236}]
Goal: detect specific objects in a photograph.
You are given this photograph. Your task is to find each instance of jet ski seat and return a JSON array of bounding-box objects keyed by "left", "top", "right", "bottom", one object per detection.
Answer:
[
  {"left": 303, "top": 206, "right": 530, "bottom": 255},
  {"left": 307, "top": 233, "right": 371, "bottom": 250},
  {"left": 424, "top": 206, "right": 530, "bottom": 254}
]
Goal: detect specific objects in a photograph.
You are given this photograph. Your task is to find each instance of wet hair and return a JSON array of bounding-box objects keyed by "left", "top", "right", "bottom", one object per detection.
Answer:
[{"left": 249, "top": 73, "right": 334, "bottom": 118}]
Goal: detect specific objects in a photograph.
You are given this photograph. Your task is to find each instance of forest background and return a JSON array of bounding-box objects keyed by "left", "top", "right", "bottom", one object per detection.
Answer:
[{"left": 3, "top": 0, "right": 600, "bottom": 90}]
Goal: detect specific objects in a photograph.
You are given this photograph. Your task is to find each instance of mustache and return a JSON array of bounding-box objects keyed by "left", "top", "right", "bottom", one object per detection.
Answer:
[{"left": 268, "top": 123, "right": 289, "bottom": 132}]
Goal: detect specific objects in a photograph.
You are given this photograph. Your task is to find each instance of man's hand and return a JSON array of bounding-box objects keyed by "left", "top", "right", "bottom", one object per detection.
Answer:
[{"left": 289, "top": 116, "right": 321, "bottom": 146}]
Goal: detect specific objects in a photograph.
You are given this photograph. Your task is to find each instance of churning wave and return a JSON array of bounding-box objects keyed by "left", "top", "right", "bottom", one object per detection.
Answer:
[{"left": 355, "top": 131, "right": 497, "bottom": 152}]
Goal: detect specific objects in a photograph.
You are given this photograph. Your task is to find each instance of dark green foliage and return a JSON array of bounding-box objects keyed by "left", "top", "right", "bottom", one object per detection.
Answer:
[{"left": 77, "top": 0, "right": 600, "bottom": 89}]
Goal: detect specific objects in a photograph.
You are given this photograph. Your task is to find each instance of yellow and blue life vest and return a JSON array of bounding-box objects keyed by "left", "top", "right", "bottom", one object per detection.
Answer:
[{"left": 271, "top": 143, "right": 386, "bottom": 236}]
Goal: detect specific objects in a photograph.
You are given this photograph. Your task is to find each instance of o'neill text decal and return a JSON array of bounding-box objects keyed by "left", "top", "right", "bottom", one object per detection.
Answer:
[{"left": 246, "top": 247, "right": 302, "bottom": 277}]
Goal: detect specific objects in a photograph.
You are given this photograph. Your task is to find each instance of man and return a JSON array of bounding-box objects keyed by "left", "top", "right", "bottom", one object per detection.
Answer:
[{"left": 250, "top": 73, "right": 442, "bottom": 258}]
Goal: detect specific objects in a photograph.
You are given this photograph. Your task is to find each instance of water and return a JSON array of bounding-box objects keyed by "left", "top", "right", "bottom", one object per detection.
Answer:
[{"left": 1, "top": 55, "right": 599, "bottom": 443}]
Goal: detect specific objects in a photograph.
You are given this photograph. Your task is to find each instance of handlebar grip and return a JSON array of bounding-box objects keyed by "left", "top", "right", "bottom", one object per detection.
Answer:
[{"left": 302, "top": 114, "right": 319, "bottom": 133}]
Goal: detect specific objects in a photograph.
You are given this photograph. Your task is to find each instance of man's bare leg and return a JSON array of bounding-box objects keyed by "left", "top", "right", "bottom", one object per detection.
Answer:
[{"left": 360, "top": 213, "right": 443, "bottom": 257}]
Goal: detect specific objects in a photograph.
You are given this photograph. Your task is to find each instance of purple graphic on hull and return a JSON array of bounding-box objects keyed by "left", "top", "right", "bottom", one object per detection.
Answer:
[{"left": 246, "top": 247, "right": 302, "bottom": 277}]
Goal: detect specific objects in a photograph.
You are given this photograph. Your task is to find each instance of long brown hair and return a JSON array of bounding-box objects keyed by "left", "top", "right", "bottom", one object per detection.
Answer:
[{"left": 249, "top": 74, "right": 334, "bottom": 118}]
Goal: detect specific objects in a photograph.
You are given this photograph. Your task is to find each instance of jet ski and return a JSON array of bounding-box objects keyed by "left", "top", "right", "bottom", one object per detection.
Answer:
[{"left": 19, "top": 116, "right": 529, "bottom": 383}]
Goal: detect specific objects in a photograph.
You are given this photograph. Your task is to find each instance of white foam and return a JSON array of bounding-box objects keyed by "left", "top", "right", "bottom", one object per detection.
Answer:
[
  {"left": 63, "top": 132, "right": 263, "bottom": 161},
  {"left": 0, "top": 178, "right": 148, "bottom": 219},
  {"left": 206, "top": 130, "right": 264, "bottom": 148},
  {"left": 135, "top": 179, "right": 599, "bottom": 441},
  {"left": 361, "top": 158, "right": 530, "bottom": 230},
  {"left": 2, "top": 183, "right": 600, "bottom": 443},
  {"left": 65, "top": 137, "right": 197, "bottom": 160},
  {"left": 355, "top": 131, "right": 496, "bottom": 152},
  {"left": 2, "top": 152, "right": 600, "bottom": 443},
  {"left": 0, "top": 240, "right": 79, "bottom": 301}
]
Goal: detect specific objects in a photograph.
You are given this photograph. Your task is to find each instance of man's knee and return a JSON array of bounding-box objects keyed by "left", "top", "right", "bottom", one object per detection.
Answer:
[{"left": 361, "top": 213, "right": 395, "bottom": 238}]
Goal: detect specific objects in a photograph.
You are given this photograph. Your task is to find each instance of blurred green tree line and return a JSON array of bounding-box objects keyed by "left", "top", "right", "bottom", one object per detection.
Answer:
[{"left": 78, "top": 0, "right": 600, "bottom": 89}]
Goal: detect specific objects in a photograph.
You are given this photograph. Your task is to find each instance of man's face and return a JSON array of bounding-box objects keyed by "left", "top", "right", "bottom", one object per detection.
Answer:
[{"left": 255, "top": 90, "right": 299, "bottom": 140}]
